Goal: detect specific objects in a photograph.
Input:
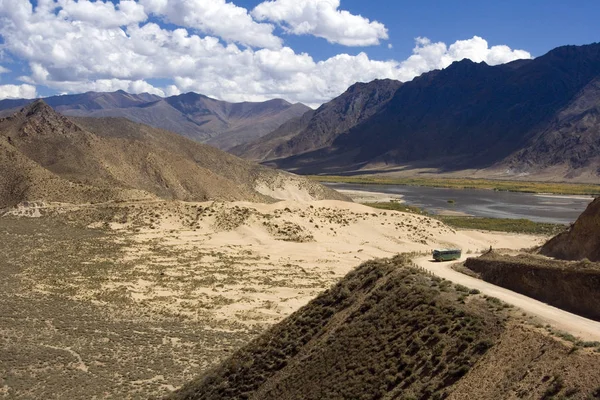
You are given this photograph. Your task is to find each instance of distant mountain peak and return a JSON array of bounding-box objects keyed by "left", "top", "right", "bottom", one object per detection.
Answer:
[{"left": 22, "top": 99, "right": 54, "bottom": 117}]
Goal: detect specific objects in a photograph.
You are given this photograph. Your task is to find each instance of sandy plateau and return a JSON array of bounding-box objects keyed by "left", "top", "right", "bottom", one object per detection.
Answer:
[{"left": 1, "top": 198, "right": 546, "bottom": 399}]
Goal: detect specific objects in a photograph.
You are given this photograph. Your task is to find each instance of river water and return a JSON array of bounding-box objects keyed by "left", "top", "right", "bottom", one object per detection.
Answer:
[{"left": 325, "top": 183, "right": 594, "bottom": 225}]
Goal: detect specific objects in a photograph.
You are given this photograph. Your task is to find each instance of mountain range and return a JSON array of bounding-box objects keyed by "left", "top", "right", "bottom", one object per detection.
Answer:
[
  {"left": 0, "top": 91, "right": 310, "bottom": 151},
  {"left": 0, "top": 101, "right": 345, "bottom": 208},
  {"left": 236, "top": 42, "right": 600, "bottom": 182},
  {"left": 2, "top": 42, "right": 599, "bottom": 182}
]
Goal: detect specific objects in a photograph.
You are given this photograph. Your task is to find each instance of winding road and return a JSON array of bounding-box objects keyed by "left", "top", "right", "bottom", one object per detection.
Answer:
[{"left": 415, "top": 255, "right": 600, "bottom": 341}]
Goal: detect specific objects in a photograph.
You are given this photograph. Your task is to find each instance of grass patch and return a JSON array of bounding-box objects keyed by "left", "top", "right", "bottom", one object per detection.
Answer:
[
  {"left": 437, "top": 216, "right": 566, "bottom": 235},
  {"left": 364, "top": 202, "right": 565, "bottom": 235},
  {"left": 361, "top": 201, "right": 429, "bottom": 215},
  {"left": 313, "top": 175, "right": 600, "bottom": 196}
]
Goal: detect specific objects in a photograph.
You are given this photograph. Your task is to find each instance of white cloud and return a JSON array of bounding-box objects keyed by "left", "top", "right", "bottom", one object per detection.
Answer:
[
  {"left": 57, "top": 0, "right": 147, "bottom": 28},
  {"left": 0, "top": 0, "right": 532, "bottom": 106},
  {"left": 140, "top": 0, "right": 282, "bottom": 49},
  {"left": 395, "top": 36, "right": 532, "bottom": 81},
  {"left": 252, "top": 0, "right": 388, "bottom": 46},
  {"left": 0, "top": 66, "right": 9, "bottom": 74},
  {"left": 0, "top": 83, "right": 37, "bottom": 99}
]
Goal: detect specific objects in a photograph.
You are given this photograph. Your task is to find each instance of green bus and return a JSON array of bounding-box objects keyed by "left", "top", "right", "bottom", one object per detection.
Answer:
[{"left": 433, "top": 248, "right": 462, "bottom": 262}]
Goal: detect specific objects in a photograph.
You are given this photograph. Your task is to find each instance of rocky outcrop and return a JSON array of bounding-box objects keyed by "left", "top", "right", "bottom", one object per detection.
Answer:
[{"left": 540, "top": 197, "right": 600, "bottom": 261}]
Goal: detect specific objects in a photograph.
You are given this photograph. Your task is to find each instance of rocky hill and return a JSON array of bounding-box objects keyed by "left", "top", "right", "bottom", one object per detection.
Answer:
[
  {"left": 0, "top": 91, "right": 310, "bottom": 150},
  {"left": 168, "top": 255, "right": 600, "bottom": 400},
  {"left": 232, "top": 79, "right": 401, "bottom": 162},
  {"left": 0, "top": 101, "right": 346, "bottom": 208},
  {"left": 540, "top": 197, "right": 600, "bottom": 261},
  {"left": 252, "top": 43, "right": 600, "bottom": 181}
]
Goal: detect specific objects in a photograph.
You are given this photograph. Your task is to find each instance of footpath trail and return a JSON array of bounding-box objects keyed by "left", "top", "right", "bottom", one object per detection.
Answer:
[{"left": 415, "top": 255, "right": 600, "bottom": 342}]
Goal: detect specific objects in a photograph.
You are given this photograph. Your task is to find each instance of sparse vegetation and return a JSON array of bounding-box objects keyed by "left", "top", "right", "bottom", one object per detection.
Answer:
[
  {"left": 169, "top": 255, "right": 507, "bottom": 400},
  {"left": 0, "top": 167, "right": 30, "bottom": 208}
]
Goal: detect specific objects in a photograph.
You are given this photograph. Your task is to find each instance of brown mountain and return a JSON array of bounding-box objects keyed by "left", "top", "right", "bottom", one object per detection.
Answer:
[
  {"left": 0, "top": 91, "right": 311, "bottom": 150},
  {"left": 164, "top": 93, "right": 311, "bottom": 149},
  {"left": 0, "top": 101, "right": 346, "bottom": 208},
  {"left": 251, "top": 43, "right": 600, "bottom": 181},
  {"left": 231, "top": 79, "right": 401, "bottom": 161},
  {"left": 540, "top": 196, "right": 600, "bottom": 261}
]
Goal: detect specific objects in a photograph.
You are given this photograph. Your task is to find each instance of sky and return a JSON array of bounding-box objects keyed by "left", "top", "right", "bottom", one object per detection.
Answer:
[{"left": 0, "top": 0, "right": 598, "bottom": 106}]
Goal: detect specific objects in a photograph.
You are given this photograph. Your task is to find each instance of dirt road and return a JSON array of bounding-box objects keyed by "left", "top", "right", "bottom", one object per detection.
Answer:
[{"left": 415, "top": 255, "right": 600, "bottom": 341}]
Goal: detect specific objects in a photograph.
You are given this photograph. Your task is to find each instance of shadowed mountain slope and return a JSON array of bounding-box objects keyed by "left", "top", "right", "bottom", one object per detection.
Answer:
[
  {"left": 0, "top": 101, "right": 346, "bottom": 208},
  {"left": 0, "top": 91, "right": 311, "bottom": 150},
  {"left": 257, "top": 43, "right": 600, "bottom": 181},
  {"left": 540, "top": 197, "right": 600, "bottom": 261},
  {"left": 503, "top": 75, "right": 600, "bottom": 180},
  {"left": 232, "top": 79, "right": 401, "bottom": 161},
  {"left": 167, "top": 255, "right": 600, "bottom": 400}
]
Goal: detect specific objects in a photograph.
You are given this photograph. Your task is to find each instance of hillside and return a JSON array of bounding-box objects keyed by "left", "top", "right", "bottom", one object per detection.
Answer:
[
  {"left": 540, "top": 196, "right": 600, "bottom": 261},
  {"left": 0, "top": 101, "right": 346, "bottom": 208},
  {"left": 232, "top": 79, "right": 402, "bottom": 161},
  {"left": 258, "top": 43, "right": 600, "bottom": 181},
  {"left": 168, "top": 255, "right": 600, "bottom": 400},
  {"left": 0, "top": 91, "right": 311, "bottom": 150}
]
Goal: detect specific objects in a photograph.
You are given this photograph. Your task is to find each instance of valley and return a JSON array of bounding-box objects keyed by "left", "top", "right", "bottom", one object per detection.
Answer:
[{"left": 0, "top": 35, "right": 599, "bottom": 400}]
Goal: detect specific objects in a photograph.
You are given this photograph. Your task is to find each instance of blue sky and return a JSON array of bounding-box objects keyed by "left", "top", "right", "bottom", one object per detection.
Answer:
[
  {"left": 248, "top": 0, "right": 600, "bottom": 61},
  {"left": 0, "top": 0, "right": 598, "bottom": 105}
]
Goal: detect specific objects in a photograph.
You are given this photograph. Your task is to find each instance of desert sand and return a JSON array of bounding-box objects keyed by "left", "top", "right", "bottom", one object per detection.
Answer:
[{"left": 96, "top": 199, "right": 545, "bottom": 326}]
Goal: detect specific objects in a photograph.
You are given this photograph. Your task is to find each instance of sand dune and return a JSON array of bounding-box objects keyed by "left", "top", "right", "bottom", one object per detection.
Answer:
[{"left": 94, "top": 199, "right": 545, "bottom": 326}]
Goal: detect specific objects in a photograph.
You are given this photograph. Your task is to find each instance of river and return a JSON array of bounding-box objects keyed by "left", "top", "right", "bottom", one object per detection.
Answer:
[{"left": 324, "top": 183, "right": 594, "bottom": 225}]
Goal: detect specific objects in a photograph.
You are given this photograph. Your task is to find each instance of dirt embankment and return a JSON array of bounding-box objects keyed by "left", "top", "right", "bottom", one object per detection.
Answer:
[{"left": 465, "top": 253, "right": 600, "bottom": 321}]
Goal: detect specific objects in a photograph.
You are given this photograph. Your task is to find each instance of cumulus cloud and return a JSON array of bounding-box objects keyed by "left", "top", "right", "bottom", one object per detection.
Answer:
[
  {"left": 0, "top": 84, "right": 37, "bottom": 99},
  {"left": 0, "top": 0, "right": 532, "bottom": 106},
  {"left": 252, "top": 0, "right": 388, "bottom": 46},
  {"left": 57, "top": 0, "right": 147, "bottom": 28},
  {"left": 0, "top": 66, "right": 9, "bottom": 74},
  {"left": 140, "top": 0, "right": 282, "bottom": 49},
  {"left": 394, "top": 36, "right": 532, "bottom": 81}
]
